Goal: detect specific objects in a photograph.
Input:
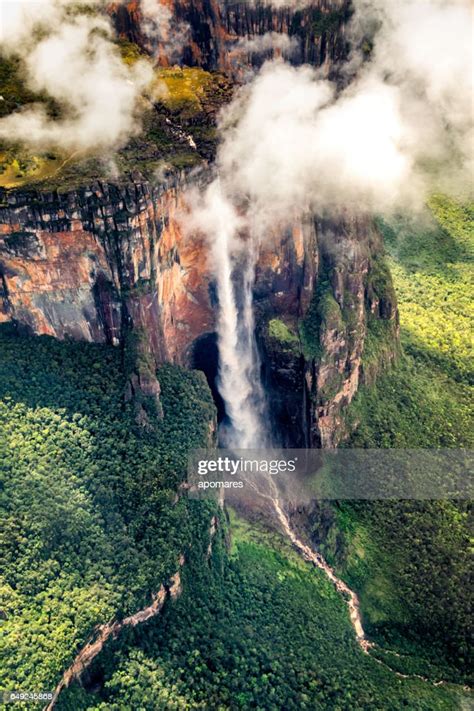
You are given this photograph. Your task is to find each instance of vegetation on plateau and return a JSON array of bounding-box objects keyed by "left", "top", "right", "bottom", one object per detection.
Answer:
[{"left": 0, "top": 52, "right": 232, "bottom": 190}]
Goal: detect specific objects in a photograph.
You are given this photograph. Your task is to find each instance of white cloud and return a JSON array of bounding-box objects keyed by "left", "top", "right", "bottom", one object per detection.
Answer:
[
  {"left": 0, "top": 0, "right": 153, "bottom": 151},
  {"left": 236, "top": 32, "right": 299, "bottom": 58},
  {"left": 208, "top": 0, "right": 473, "bottom": 224}
]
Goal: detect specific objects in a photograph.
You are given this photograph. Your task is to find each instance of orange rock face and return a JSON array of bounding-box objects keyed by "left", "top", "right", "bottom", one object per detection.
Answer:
[
  {"left": 0, "top": 178, "right": 316, "bottom": 365},
  {"left": 0, "top": 180, "right": 215, "bottom": 364},
  {"left": 0, "top": 228, "right": 120, "bottom": 342}
]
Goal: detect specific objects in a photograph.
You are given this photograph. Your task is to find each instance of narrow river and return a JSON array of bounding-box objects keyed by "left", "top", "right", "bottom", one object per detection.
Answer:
[
  {"left": 245, "top": 473, "right": 471, "bottom": 692},
  {"left": 270, "top": 494, "right": 370, "bottom": 650},
  {"left": 245, "top": 472, "right": 370, "bottom": 652}
]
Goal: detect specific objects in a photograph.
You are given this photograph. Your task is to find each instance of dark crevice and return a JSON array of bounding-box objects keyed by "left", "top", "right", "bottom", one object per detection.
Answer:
[{"left": 190, "top": 332, "right": 226, "bottom": 424}]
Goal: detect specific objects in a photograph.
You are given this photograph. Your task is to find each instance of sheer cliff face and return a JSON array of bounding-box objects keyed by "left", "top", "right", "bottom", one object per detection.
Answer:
[
  {"left": 110, "top": 0, "right": 350, "bottom": 76},
  {"left": 0, "top": 180, "right": 212, "bottom": 364},
  {"left": 256, "top": 215, "right": 398, "bottom": 447},
  {"left": 0, "top": 180, "right": 313, "bottom": 363},
  {"left": 0, "top": 175, "right": 398, "bottom": 446}
]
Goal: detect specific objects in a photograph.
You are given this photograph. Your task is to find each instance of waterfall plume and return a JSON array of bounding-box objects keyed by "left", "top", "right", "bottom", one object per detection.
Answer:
[{"left": 204, "top": 182, "right": 269, "bottom": 449}]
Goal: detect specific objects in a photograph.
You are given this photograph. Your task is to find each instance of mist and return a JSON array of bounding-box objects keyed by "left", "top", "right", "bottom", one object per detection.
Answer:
[
  {"left": 0, "top": 0, "right": 153, "bottom": 151},
  {"left": 140, "top": 0, "right": 191, "bottom": 62},
  {"left": 213, "top": 0, "right": 472, "bottom": 223},
  {"left": 236, "top": 32, "right": 299, "bottom": 58}
]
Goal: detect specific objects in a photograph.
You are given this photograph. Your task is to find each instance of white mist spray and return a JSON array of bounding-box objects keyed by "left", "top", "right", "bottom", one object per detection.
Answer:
[{"left": 205, "top": 182, "right": 268, "bottom": 448}]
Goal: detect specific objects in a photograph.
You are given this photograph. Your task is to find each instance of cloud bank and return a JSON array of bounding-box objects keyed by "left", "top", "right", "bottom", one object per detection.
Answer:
[
  {"left": 207, "top": 0, "right": 472, "bottom": 225},
  {"left": 0, "top": 0, "right": 153, "bottom": 151},
  {"left": 236, "top": 32, "right": 299, "bottom": 58}
]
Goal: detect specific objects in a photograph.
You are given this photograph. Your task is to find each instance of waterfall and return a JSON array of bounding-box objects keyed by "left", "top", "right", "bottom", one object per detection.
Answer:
[{"left": 206, "top": 182, "right": 268, "bottom": 449}]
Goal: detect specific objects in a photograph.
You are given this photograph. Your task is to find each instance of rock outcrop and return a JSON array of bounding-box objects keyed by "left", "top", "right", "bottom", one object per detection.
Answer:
[{"left": 256, "top": 213, "right": 398, "bottom": 447}]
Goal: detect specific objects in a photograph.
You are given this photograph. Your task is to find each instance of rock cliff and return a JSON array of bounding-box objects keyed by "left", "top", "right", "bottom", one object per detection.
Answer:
[
  {"left": 0, "top": 170, "right": 398, "bottom": 446},
  {"left": 256, "top": 213, "right": 398, "bottom": 447},
  {"left": 110, "top": 0, "right": 351, "bottom": 77},
  {"left": 0, "top": 176, "right": 210, "bottom": 361}
]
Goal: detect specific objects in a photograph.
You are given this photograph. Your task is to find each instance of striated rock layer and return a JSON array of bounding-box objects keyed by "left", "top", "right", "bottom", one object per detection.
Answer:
[
  {"left": 0, "top": 175, "right": 211, "bottom": 363},
  {"left": 110, "top": 0, "right": 351, "bottom": 77},
  {"left": 0, "top": 172, "right": 398, "bottom": 446}
]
